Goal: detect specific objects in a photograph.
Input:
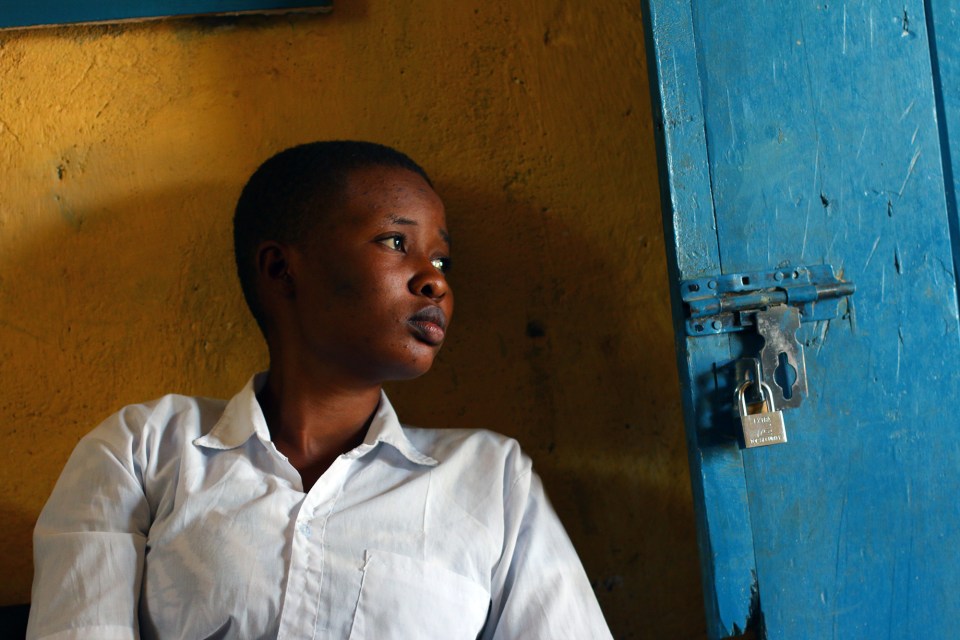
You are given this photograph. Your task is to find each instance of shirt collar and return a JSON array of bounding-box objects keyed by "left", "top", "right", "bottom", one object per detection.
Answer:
[{"left": 193, "top": 373, "right": 438, "bottom": 467}]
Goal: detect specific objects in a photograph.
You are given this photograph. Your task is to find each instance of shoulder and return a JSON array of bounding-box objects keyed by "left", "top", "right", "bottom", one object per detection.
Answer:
[
  {"left": 81, "top": 393, "right": 228, "bottom": 460},
  {"left": 404, "top": 427, "right": 528, "bottom": 468},
  {"left": 401, "top": 426, "right": 534, "bottom": 498}
]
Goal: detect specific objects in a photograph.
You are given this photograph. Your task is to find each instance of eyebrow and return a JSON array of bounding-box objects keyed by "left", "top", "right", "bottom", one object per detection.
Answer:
[
  {"left": 388, "top": 214, "right": 451, "bottom": 247},
  {"left": 388, "top": 214, "right": 416, "bottom": 226}
]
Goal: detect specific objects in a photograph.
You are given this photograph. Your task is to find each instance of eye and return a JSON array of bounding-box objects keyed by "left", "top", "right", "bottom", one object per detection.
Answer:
[
  {"left": 378, "top": 235, "right": 405, "bottom": 252},
  {"left": 431, "top": 256, "right": 452, "bottom": 273}
]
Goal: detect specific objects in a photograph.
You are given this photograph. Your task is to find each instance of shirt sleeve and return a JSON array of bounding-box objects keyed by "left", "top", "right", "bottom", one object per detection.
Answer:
[
  {"left": 483, "top": 468, "right": 614, "bottom": 640},
  {"left": 27, "top": 412, "right": 152, "bottom": 640}
]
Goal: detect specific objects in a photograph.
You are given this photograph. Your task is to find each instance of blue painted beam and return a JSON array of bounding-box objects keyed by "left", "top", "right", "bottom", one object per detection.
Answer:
[
  {"left": 0, "top": 1, "right": 331, "bottom": 30},
  {"left": 641, "top": 1, "right": 756, "bottom": 636}
]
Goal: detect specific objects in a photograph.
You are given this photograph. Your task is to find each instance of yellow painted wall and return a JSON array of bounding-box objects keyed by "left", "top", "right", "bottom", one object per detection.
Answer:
[{"left": 0, "top": 2, "right": 702, "bottom": 636}]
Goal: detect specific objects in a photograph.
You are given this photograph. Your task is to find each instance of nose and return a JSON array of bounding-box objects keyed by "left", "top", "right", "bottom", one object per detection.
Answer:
[{"left": 409, "top": 263, "right": 450, "bottom": 301}]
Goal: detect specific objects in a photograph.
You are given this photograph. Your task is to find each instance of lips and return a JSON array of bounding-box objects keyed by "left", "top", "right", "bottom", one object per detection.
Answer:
[{"left": 408, "top": 306, "right": 448, "bottom": 346}]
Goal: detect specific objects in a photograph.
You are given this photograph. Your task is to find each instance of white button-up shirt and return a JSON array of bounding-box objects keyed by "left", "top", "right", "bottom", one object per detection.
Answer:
[{"left": 28, "top": 374, "right": 613, "bottom": 639}]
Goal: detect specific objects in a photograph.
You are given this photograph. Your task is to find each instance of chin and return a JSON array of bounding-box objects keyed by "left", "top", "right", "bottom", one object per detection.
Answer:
[
  {"left": 387, "top": 361, "right": 435, "bottom": 382},
  {"left": 383, "top": 350, "right": 439, "bottom": 382}
]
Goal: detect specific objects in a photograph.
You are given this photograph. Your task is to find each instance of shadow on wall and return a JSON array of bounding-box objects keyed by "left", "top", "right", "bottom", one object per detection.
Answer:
[
  {"left": 4, "top": 177, "right": 702, "bottom": 638},
  {"left": 0, "top": 500, "right": 34, "bottom": 636},
  {"left": 387, "top": 181, "right": 705, "bottom": 639}
]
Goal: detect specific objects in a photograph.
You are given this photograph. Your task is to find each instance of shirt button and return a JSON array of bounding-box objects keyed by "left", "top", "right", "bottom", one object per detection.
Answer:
[{"left": 298, "top": 522, "right": 312, "bottom": 537}]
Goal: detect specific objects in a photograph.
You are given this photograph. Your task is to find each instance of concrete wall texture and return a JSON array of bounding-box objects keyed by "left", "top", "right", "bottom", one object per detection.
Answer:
[{"left": 0, "top": 2, "right": 702, "bottom": 637}]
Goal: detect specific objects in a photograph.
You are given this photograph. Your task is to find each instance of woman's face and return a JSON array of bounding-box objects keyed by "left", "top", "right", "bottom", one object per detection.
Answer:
[{"left": 286, "top": 165, "right": 454, "bottom": 385}]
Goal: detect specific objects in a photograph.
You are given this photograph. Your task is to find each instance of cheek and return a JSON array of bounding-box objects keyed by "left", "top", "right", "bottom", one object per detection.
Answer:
[
  {"left": 319, "top": 271, "right": 386, "bottom": 314},
  {"left": 330, "top": 280, "right": 361, "bottom": 301},
  {"left": 323, "top": 269, "right": 364, "bottom": 307}
]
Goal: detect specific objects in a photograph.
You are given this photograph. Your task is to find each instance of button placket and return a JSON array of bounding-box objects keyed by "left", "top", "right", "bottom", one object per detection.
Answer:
[{"left": 277, "top": 458, "right": 352, "bottom": 640}]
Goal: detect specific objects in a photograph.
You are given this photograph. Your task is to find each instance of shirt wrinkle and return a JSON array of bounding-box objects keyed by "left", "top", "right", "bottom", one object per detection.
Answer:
[{"left": 27, "top": 372, "right": 612, "bottom": 640}]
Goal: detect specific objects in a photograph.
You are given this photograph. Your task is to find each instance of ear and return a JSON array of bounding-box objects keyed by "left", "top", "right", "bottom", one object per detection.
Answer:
[{"left": 256, "top": 241, "right": 296, "bottom": 299}]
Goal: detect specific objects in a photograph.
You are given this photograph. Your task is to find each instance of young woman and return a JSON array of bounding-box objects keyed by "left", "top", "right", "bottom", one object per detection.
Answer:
[{"left": 28, "top": 141, "right": 613, "bottom": 639}]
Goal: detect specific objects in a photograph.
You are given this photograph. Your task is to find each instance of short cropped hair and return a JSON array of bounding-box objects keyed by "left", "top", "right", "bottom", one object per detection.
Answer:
[{"left": 233, "top": 140, "right": 432, "bottom": 335}]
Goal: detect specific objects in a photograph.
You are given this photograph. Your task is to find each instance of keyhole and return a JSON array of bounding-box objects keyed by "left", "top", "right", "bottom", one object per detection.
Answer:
[{"left": 774, "top": 352, "right": 797, "bottom": 400}]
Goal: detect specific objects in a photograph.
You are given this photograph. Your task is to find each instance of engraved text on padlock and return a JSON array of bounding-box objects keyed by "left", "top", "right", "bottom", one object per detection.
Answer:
[{"left": 736, "top": 381, "right": 788, "bottom": 448}]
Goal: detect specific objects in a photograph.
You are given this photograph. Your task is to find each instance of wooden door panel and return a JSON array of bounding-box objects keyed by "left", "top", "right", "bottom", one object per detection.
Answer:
[{"left": 645, "top": 1, "right": 960, "bottom": 637}]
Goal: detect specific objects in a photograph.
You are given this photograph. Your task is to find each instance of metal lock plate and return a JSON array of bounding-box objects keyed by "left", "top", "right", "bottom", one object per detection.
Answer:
[
  {"left": 737, "top": 381, "right": 788, "bottom": 448},
  {"left": 683, "top": 264, "right": 856, "bottom": 412}
]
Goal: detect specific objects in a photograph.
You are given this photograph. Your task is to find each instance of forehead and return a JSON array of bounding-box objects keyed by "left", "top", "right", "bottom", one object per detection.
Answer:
[
  {"left": 307, "top": 164, "right": 446, "bottom": 238},
  {"left": 340, "top": 165, "right": 441, "bottom": 212}
]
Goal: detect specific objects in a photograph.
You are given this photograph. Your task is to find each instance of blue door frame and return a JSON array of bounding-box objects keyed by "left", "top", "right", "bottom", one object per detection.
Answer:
[
  {"left": 0, "top": 1, "right": 332, "bottom": 30},
  {"left": 643, "top": 2, "right": 960, "bottom": 638}
]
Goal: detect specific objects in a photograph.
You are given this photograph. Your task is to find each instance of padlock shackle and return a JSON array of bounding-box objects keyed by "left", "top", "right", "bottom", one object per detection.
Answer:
[{"left": 736, "top": 380, "right": 776, "bottom": 416}]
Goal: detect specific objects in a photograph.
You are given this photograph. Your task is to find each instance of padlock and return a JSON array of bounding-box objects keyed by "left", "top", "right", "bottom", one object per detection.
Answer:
[{"left": 736, "top": 380, "right": 788, "bottom": 448}]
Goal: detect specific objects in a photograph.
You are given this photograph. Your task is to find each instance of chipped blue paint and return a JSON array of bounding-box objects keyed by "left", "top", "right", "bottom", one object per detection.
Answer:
[
  {"left": 641, "top": 2, "right": 756, "bottom": 636},
  {"left": 0, "top": 1, "right": 331, "bottom": 30},
  {"left": 645, "top": 0, "right": 960, "bottom": 638}
]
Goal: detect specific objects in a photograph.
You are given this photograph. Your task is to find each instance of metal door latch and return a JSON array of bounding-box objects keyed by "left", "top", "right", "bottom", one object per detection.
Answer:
[{"left": 681, "top": 264, "right": 855, "bottom": 409}]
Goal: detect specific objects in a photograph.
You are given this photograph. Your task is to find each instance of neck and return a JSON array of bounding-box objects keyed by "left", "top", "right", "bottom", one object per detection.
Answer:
[{"left": 257, "top": 346, "right": 383, "bottom": 485}]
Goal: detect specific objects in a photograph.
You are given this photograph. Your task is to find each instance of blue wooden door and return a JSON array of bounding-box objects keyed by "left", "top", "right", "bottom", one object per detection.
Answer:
[{"left": 643, "top": 1, "right": 960, "bottom": 638}]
